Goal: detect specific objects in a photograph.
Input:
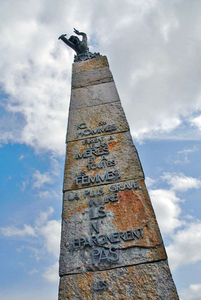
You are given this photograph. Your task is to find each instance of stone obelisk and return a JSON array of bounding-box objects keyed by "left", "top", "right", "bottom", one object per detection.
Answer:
[{"left": 58, "top": 30, "right": 179, "bottom": 300}]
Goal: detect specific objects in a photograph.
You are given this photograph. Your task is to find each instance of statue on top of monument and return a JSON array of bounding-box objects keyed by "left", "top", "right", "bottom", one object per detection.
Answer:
[
  {"left": 58, "top": 28, "right": 89, "bottom": 55},
  {"left": 58, "top": 28, "right": 100, "bottom": 62}
]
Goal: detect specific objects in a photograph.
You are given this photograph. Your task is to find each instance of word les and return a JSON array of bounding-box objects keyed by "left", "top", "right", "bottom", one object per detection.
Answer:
[{"left": 93, "top": 279, "right": 108, "bottom": 291}]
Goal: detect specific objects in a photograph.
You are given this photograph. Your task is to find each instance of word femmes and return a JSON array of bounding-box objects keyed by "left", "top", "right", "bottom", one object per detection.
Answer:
[{"left": 75, "top": 170, "right": 120, "bottom": 186}]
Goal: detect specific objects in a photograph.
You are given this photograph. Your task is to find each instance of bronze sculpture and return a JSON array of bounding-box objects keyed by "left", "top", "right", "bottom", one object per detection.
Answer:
[
  {"left": 58, "top": 28, "right": 100, "bottom": 62},
  {"left": 58, "top": 28, "right": 89, "bottom": 55}
]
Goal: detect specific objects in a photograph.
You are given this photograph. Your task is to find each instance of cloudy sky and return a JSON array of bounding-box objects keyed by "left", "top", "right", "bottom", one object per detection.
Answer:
[{"left": 0, "top": 0, "right": 201, "bottom": 299}]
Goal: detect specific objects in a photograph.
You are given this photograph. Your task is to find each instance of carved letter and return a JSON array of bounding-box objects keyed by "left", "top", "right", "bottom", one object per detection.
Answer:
[{"left": 90, "top": 220, "right": 100, "bottom": 235}]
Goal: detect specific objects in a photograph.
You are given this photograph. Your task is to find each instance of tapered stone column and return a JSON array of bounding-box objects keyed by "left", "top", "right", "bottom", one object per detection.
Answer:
[{"left": 58, "top": 56, "right": 179, "bottom": 299}]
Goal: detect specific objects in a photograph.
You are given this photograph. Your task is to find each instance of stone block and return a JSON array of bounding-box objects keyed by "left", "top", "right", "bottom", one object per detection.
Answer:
[
  {"left": 72, "top": 66, "right": 113, "bottom": 89},
  {"left": 59, "top": 260, "right": 179, "bottom": 300},
  {"left": 66, "top": 102, "right": 129, "bottom": 142},
  {"left": 72, "top": 56, "right": 109, "bottom": 74},
  {"left": 59, "top": 179, "right": 166, "bottom": 275},
  {"left": 70, "top": 82, "right": 120, "bottom": 110},
  {"left": 63, "top": 131, "right": 144, "bottom": 191}
]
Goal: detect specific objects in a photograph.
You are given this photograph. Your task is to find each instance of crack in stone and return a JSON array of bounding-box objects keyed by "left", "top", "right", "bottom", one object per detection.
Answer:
[{"left": 59, "top": 258, "right": 168, "bottom": 278}]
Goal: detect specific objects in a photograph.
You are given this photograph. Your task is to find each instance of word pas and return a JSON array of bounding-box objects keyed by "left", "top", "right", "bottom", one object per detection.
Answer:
[{"left": 91, "top": 247, "right": 118, "bottom": 265}]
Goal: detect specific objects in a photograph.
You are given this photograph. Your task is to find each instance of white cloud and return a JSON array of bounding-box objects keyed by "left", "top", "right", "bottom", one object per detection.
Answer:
[
  {"left": 181, "top": 283, "right": 201, "bottom": 300},
  {"left": 106, "top": 0, "right": 201, "bottom": 141},
  {"left": 0, "top": 0, "right": 201, "bottom": 154},
  {"left": 33, "top": 170, "right": 54, "bottom": 188},
  {"left": 145, "top": 177, "right": 156, "bottom": 187},
  {"left": 39, "top": 220, "right": 61, "bottom": 258},
  {"left": 162, "top": 172, "right": 201, "bottom": 192},
  {"left": 32, "top": 157, "right": 60, "bottom": 189},
  {"left": 35, "top": 207, "right": 54, "bottom": 227},
  {"left": 42, "top": 262, "right": 59, "bottom": 283},
  {"left": 1, "top": 224, "right": 36, "bottom": 237},
  {"left": 173, "top": 147, "right": 198, "bottom": 164},
  {"left": 0, "top": 0, "right": 70, "bottom": 155},
  {"left": 1, "top": 208, "right": 61, "bottom": 259},
  {"left": 148, "top": 172, "right": 201, "bottom": 274},
  {"left": 27, "top": 246, "right": 44, "bottom": 262},
  {"left": 20, "top": 180, "right": 29, "bottom": 191},
  {"left": 149, "top": 189, "right": 183, "bottom": 235},
  {"left": 37, "top": 189, "right": 60, "bottom": 199},
  {"left": 190, "top": 115, "right": 201, "bottom": 131},
  {"left": 167, "top": 222, "right": 201, "bottom": 271},
  {"left": 28, "top": 269, "right": 39, "bottom": 275},
  {"left": 0, "top": 287, "right": 58, "bottom": 300}
]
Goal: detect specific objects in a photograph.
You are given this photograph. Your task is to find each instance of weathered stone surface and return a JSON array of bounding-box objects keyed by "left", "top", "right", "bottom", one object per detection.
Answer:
[
  {"left": 73, "top": 56, "right": 109, "bottom": 74},
  {"left": 59, "top": 56, "right": 179, "bottom": 299},
  {"left": 59, "top": 260, "right": 179, "bottom": 300},
  {"left": 70, "top": 82, "right": 120, "bottom": 110},
  {"left": 72, "top": 66, "right": 113, "bottom": 89},
  {"left": 66, "top": 102, "right": 129, "bottom": 142},
  {"left": 63, "top": 131, "right": 144, "bottom": 191},
  {"left": 59, "top": 179, "right": 166, "bottom": 275}
]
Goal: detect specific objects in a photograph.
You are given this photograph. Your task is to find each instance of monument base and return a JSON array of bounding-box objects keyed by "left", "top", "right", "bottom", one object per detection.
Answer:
[{"left": 59, "top": 260, "right": 178, "bottom": 300}]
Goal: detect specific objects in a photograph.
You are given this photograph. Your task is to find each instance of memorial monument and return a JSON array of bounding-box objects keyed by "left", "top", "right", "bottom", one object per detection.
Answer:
[{"left": 58, "top": 29, "right": 179, "bottom": 299}]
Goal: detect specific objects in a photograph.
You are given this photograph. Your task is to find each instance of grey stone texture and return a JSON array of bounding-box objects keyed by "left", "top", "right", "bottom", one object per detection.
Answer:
[
  {"left": 70, "top": 82, "right": 120, "bottom": 110},
  {"left": 59, "top": 260, "right": 179, "bottom": 300},
  {"left": 66, "top": 102, "right": 129, "bottom": 142},
  {"left": 63, "top": 131, "right": 144, "bottom": 191},
  {"left": 72, "top": 56, "right": 110, "bottom": 74},
  {"left": 60, "top": 179, "right": 166, "bottom": 275},
  {"left": 71, "top": 56, "right": 115, "bottom": 90},
  {"left": 72, "top": 66, "right": 113, "bottom": 89}
]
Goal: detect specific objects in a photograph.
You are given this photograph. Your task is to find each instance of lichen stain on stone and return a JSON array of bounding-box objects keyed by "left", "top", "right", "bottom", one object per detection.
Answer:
[
  {"left": 108, "top": 139, "right": 118, "bottom": 151},
  {"left": 106, "top": 189, "right": 145, "bottom": 228},
  {"left": 59, "top": 261, "right": 179, "bottom": 299},
  {"left": 73, "top": 56, "right": 108, "bottom": 73},
  {"left": 65, "top": 141, "right": 86, "bottom": 170},
  {"left": 76, "top": 272, "right": 93, "bottom": 298},
  {"left": 105, "top": 188, "right": 162, "bottom": 247}
]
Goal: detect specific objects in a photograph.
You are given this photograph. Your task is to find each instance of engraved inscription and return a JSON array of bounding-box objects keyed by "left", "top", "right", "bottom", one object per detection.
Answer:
[
  {"left": 72, "top": 228, "right": 144, "bottom": 249},
  {"left": 66, "top": 121, "right": 145, "bottom": 266},
  {"left": 93, "top": 279, "right": 108, "bottom": 291},
  {"left": 76, "top": 122, "right": 117, "bottom": 137},
  {"left": 66, "top": 181, "right": 140, "bottom": 201},
  {"left": 91, "top": 247, "right": 119, "bottom": 265},
  {"left": 75, "top": 170, "right": 121, "bottom": 186}
]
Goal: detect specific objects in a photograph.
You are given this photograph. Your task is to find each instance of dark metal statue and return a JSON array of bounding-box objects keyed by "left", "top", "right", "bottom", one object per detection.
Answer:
[
  {"left": 58, "top": 28, "right": 89, "bottom": 55},
  {"left": 58, "top": 28, "right": 100, "bottom": 62}
]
